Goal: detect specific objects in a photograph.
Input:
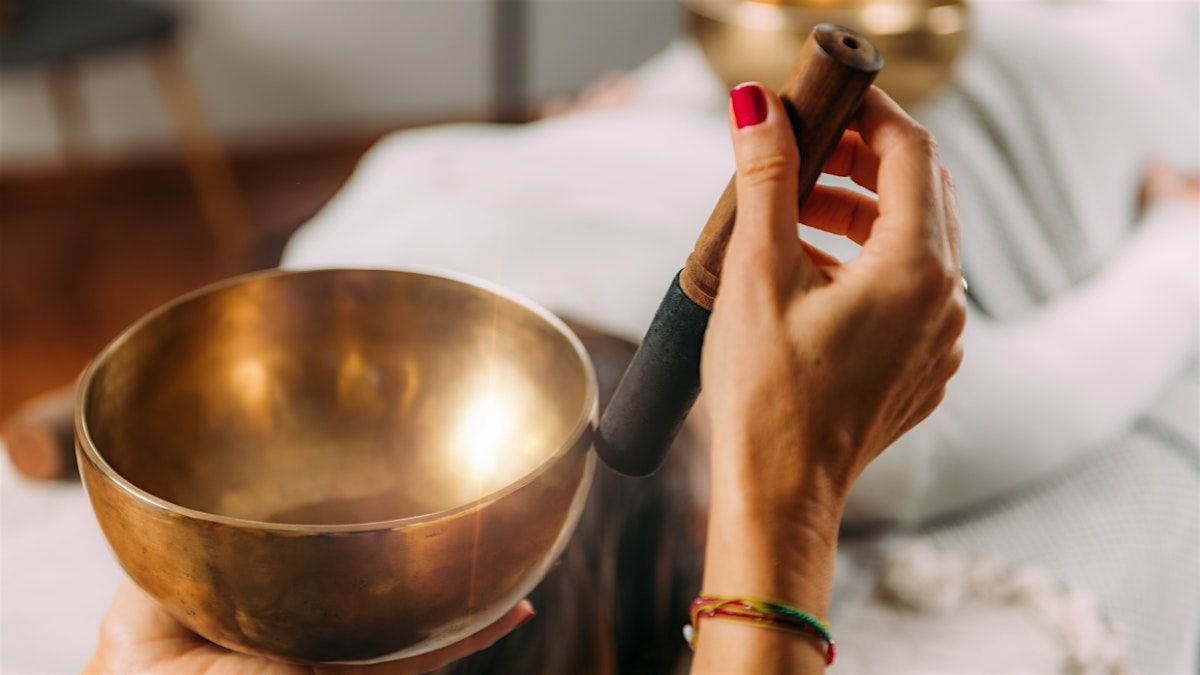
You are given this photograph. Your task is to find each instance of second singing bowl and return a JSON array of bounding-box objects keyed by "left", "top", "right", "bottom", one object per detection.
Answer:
[
  {"left": 685, "top": 0, "right": 968, "bottom": 108},
  {"left": 75, "top": 268, "right": 598, "bottom": 663}
]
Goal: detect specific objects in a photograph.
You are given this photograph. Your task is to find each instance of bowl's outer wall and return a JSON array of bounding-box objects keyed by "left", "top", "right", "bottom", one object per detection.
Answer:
[
  {"left": 79, "top": 434, "right": 595, "bottom": 663},
  {"left": 75, "top": 268, "right": 599, "bottom": 662},
  {"left": 687, "top": 2, "right": 968, "bottom": 109}
]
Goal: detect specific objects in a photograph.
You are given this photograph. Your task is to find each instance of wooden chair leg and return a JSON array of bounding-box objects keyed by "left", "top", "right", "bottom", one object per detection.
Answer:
[
  {"left": 47, "top": 62, "right": 88, "bottom": 166},
  {"left": 148, "top": 41, "right": 254, "bottom": 268}
]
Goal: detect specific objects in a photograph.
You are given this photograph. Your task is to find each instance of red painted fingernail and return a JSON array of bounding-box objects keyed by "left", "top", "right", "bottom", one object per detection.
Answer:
[{"left": 731, "top": 84, "right": 768, "bottom": 129}]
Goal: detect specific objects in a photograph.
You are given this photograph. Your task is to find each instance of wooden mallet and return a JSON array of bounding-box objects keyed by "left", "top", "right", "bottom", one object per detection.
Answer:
[{"left": 596, "top": 24, "right": 883, "bottom": 476}]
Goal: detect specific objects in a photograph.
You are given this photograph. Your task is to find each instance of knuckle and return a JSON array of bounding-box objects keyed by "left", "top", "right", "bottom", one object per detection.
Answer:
[
  {"left": 725, "top": 242, "right": 781, "bottom": 286},
  {"left": 942, "top": 294, "right": 967, "bottom": 337},
  {"left": 930, "top": 386, "right": 948, "bottom": 410},
  {"left": 940, "top": 163, "right": 955, "bottom": 189},
  {"left": 728, "top": 243, "right": 772, "bottom": 274},
  {"left": 738, "top": 152, "right": 797, "bottom": 186},
  {"left": 725, "top": 245, "right": 794, "bottom": 310},
  {"left": 950, "top": 296, "right": 967, "bottom": 332},
  {"left": 900, "top": 260, "right": 956, "bottom": 308},
  {"left": 944, "top": 343, "right": 965, "bottom": 377},
  {"left": 912, "top": 388, "right": 945, "bottom": 427},
  {"left": 904, "top": 125, "right": 939, "bottom": 158},
  {"left": 940, "top": 165, "right": 958, "bottom": 200}
]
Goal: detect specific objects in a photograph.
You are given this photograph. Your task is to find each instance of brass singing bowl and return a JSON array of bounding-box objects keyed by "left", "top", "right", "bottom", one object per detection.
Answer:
[
  {"left": 75, "top": 268, "right": 598, "bottom": 663},
  {"left": 685, "top": 0, "right": 968, "bottom": 108}
]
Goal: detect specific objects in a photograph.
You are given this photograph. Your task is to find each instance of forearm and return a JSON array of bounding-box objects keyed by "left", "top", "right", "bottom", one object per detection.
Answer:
[{"left": 693, "top": 440, "right": 841, "bottom": 675}]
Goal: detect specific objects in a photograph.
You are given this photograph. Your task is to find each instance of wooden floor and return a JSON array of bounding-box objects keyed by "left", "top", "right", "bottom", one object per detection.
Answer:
[{"left": 0, "top": 136, "right": 378, "bottom": 420}]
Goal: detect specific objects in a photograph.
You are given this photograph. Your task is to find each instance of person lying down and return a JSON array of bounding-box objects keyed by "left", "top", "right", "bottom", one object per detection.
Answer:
[{"left": 281, "top": 3, "right": 1198, "bottom": 673}]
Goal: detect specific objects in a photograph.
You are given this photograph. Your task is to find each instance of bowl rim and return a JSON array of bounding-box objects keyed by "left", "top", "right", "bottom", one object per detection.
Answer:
[{"left": 75, "top": 266, "right": 599, "bottom": 534}]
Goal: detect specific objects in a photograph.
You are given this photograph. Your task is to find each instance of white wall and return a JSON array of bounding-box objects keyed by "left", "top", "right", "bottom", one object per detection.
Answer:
[{"left": 0, "top": 0, "right": 679, "bottom": 168}]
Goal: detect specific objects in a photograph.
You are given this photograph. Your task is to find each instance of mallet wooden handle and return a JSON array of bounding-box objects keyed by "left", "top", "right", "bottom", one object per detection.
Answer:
[
  {"left": 680, "top": 25, "right": 883, "bottom": 308},
  {"left": 596, "top": 25, "right": 882, "bottom": 477}
]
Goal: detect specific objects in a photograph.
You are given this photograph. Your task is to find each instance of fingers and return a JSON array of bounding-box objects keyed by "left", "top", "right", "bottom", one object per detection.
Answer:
[
  {"left": 812, "top": 91, "right": 959, "bottom": 272},
  {"left": 822, "top": 130, "right": 878, "bottom": 193},
  {"left": 799, "top": 184, "right": 878, "bottom": 245},
  {"left": 100, "top": 578, "right": 191, "bottom": 645},
  {"left": 720, "top": 83, "right": 957, "bottom": 304},
  {"left": 724, "top": 82, "right": 815, "bottom": 288},
  {"left": 854, "top": 87, "right": 950, "bottom": 262},
  {"left": 334, "top": 600, "right": 535, "bottom": 675}
]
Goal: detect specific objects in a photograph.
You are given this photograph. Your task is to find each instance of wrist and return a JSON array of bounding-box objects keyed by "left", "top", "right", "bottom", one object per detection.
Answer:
[
  {"left": 696, "top": 487, "right": 840, "bottom": 673},
  {"left": 704, "top": 497, "right": 840, "bottom": 601},
  {"left": 708, "top": 428, "right": 851, "bottom": 531},
  {"left": 704, "top": 440, "right": 844, "bottom": 619}
]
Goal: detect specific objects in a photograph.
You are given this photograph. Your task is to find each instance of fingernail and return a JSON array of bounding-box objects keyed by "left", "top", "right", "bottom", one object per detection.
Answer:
[{"left": 731, "top": 83, "right": 768, "bottom": 129}]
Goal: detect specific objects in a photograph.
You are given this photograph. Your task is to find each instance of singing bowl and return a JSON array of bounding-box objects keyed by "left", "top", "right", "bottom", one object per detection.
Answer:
[
  {"left": 75, "top": 268, "right": 597, "bottom": 664},
  {"left": 684, "top": 0, "right": 968, "bottom": 108}
]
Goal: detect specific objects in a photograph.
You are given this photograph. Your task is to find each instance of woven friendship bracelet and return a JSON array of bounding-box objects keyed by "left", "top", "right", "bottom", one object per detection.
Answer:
[{"left": 685, "top": 595, "right": 836, "bottom": 666}]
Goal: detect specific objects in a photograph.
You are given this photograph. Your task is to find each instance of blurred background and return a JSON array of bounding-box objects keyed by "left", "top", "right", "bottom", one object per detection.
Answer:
[
  {"left": 1, "top": 0, "right": 1196, "bottom": 673},
  {"left": 0, "top": 0, "right": 680, "bottom": 423}
]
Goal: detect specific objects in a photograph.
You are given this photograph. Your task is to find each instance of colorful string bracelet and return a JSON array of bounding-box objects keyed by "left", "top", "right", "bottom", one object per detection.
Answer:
[{"left": 684, "top": 595, "right": 836, "bottom": 666}]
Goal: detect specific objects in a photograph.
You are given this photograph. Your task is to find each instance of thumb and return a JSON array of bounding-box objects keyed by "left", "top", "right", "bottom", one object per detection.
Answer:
[{"left": 726, "top": 82, "right": 814, "bottom": 288}]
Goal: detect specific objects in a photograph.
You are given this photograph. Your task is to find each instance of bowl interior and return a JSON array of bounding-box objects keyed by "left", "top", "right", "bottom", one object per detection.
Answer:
[{"left": 80, "top": 269, "right": 593, "bottom": 526}]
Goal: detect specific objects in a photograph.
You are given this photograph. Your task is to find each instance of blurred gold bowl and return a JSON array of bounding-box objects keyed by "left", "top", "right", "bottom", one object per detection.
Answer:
[
  {"left": 685, "top": 0, "right": 968, "bottom": 108},
  {"left": 76, "top": 268, "right": 597, "bottom": 663}
]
